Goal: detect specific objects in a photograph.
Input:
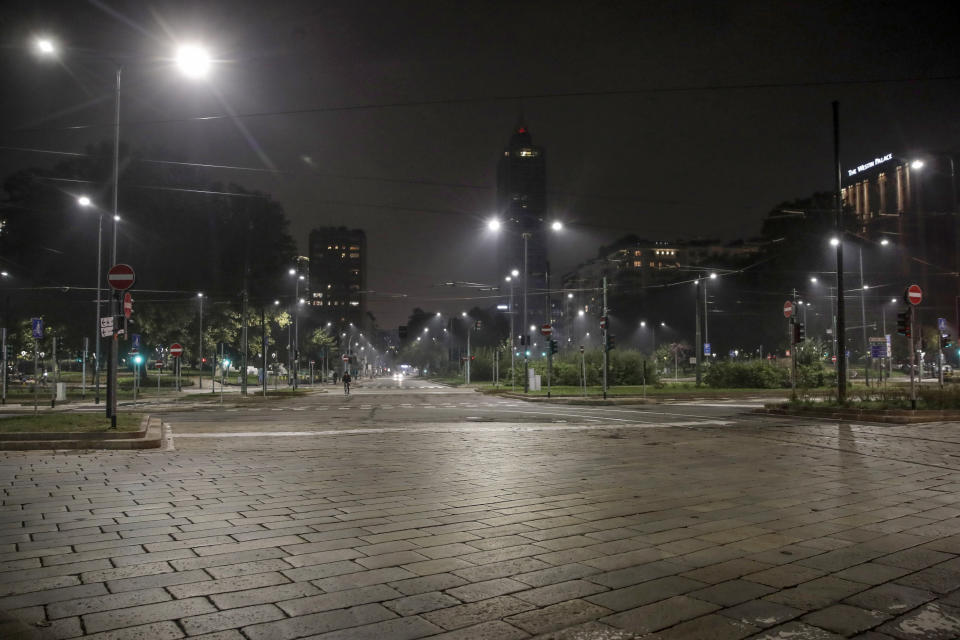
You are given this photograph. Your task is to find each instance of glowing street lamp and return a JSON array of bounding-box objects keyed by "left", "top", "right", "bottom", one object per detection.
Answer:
[
  {"left": 77, "top": 196, "right": 91, "bottom": 207},
  {"left": 487, "top": 218, "right": 501, "bottom": 231},
  {"left": 551, "top": 221, "right": 563, "bottom": 231},
  {"left": 175, "top": 45, "right": 212, "bottom": 78},
  {"left": 36, "top": 39, "right": 55, "bottom": 55}
]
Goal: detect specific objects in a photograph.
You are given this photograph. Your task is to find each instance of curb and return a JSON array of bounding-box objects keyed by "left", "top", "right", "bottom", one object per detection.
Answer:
[
  {"left": 0, "top": 415, "right": 163, "bottom": 450},
  {"left": 756, "top": 407, "right": 960, "bottom": 424}
]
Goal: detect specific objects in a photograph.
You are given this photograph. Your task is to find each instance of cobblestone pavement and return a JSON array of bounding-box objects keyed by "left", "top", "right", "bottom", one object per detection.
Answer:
[{"left": 4, "top": 388, "right": 960, "bottom": 638}]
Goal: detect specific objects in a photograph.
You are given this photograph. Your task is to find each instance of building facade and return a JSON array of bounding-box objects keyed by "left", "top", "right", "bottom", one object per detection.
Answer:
[{"left": 307, "top": 227, "right": 367, "bottom": 328}]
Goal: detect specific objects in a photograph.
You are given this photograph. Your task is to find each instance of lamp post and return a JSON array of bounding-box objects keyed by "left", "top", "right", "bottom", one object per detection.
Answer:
[
  {"left": 76, "top": 196, "right": 104, "bottom": 404},
  {"left": 197, "top": 293, "right": 204, "bottom": 390},
  {"left": 506, "top": 272, "right": 518, "bottom": 391}
]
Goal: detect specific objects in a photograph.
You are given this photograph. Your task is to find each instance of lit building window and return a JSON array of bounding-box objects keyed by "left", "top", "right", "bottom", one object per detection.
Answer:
[
  {"left": 349, "top": 253, "right": 360, "bottom": 258},
  {"left": 518, "top": 148, "right": 539, "bottom": 157},
  {"left": 633, "top": 261, "right": 642, "bottom": 268}
]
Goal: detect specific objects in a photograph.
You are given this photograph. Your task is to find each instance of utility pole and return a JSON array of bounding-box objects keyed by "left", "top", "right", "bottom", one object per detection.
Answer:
[
  {"left": 602, "top": 276, "right": 608, "bottom": 400},
  {"left": 241, "top": 289, "right": 249, "bottom": 396},
  {"left": 50, "top": 336, "right": 57, "bottom": 408},
  {"left": 833, "top": 101, "right": 847, "bottom": 403},
  {"left": 545, "top": 265, "right": 552, "bottom": 399},
  {"left": 509, "top": 277, "right": 515, "bottom": 391},
  {"left": 522, "top": 232, "right": 530, "bottom": 393},
  {"left": 791, "top": 289, "right": 797, "bottom": 400},
  {"left": 695, "top": 278, "right": 702, "bottom": 386},
  {"left": 198, "top": 294, "right": 204, "bottom": 389},
  {"left": 859, "top": 247, "right": 869, "bottom": 386},
  {"left": 465, "top": 318, "right": 471, "bottom": 384}
]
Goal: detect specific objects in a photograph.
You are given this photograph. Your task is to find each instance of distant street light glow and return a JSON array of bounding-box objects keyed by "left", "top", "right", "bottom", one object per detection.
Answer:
[
  {"left": 880, "top": 238, "right": 890, "bottom": 246},
  {"left": 487, "top": 218, "right": 501, "bottom": 231},
  {"left": 830, "top": 237, "right": 840, "bottom": 246},
  {"left": 551, "top": 221, "right": 563, "bottom": 231},
  {"left": 175, "top": 44, "right": 212, "bottom": 78},
  {"left": 36, "top": 39, "right": 55, "bottom": 55},
  {"left": 511, "top": 269, "right": 519, "bottom": 277},
  {"left": 911, "top": 159, "right": 925, "bottom": 170},
  {"left": 77, "top": 196, "right": 91, "bottom": 207},
  {"left": 113, "top": 215, "right": 120, "bottom": 221}
]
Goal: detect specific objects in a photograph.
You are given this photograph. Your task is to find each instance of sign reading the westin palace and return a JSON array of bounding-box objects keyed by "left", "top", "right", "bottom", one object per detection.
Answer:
[{"left": 847, "top": 152, "right": 893, "bottom": 177}]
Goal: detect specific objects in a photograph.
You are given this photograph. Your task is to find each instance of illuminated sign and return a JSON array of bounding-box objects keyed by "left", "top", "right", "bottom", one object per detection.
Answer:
[{"left": 847, "top": 153, "right": 893, "bottom": 177}]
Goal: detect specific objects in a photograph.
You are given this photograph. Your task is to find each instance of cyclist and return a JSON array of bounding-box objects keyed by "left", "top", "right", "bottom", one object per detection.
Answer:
[{"left": 342, "top": 372, "right": 352, "bottom": 395}]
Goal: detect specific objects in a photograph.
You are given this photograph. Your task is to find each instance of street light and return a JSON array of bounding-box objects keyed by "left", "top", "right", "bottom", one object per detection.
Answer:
[
  {"left": 551, "top": 221, "right": 563, "bottom": 231},
  {"left": 197, "top": 293, "right": 204, "bottom": 390},
  {"left": 35, "top": 39, "right": 55, "bottom": 55},
  {"left": 77, "top": 196, "right": 91, "bottom": 207},
  {"left": 175, "top": 45, "right": 212, "bottom": 78},
  {"left": 911, "top": 159, "right": 925, "bottom": 170},
  {"left": 487, "top": 218, "right": 501, "bottom": 231},
  {"left": 830, "top": 237, "right": 840, "bottom": 246}
]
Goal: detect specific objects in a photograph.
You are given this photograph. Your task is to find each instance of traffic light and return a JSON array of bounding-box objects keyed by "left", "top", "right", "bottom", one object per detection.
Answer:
[
  {"left": 943, "top": 334, "right": 954, "bottom": 349},
  {"left": 896, "top": 310, "right": 910, "bottom": 337},
  {"left": 474, "top": 320, "right": 483, "bottom": 331},
  {"left": 606, "top": 334, "right": 616, "bottom": 351},
  {"left": 549, "top": 339, "right": 558, "bottom": 355}
]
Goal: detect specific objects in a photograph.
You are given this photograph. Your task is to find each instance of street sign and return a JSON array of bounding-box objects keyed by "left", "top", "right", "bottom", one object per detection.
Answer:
[
  {"left": 939, "top": 317, "right": 947, "bottom": 331},
  {"left": 99, "top": 317, "right": 114, "bottom": 338},
  {"left": 783, "top": 300, "right": 794, "bottom": 318},
  {"left": 107, "top": 264, "right": 135, "bottom": 291},
  {"left": 31, "top": 318, "right": 43, "bottom": 339},
  {"left": 869, "top": 337, "right": 889, "bottom": 358},
  {"left": 341, "top": 355, "right": 350, "bottom": 362},
  {"left": 131, "top": 334, "right": 141, "bottom": 351},
  {"left": 155, "top": 360, "right": 163, "bottom": 368},
  {"left": 599, "top": 317, "right": 607, "bottom": 329},
  {"left": 540, "top": 324, "right": 553, "bottom": 336},
  {"left": 906, "top": 284, "right": 923, "bottom": 306},
  {"left": 169, "top": 343, "right": 183, "bottom": 358},
  {"left": 123, "top": 292, "right": 133, "bottom": 319},
  {"left": 579, "top": 345, "right": 584, "bottom": 354},
  {"left": 703, "top": 342, "right": 711, "bottom": 356}
]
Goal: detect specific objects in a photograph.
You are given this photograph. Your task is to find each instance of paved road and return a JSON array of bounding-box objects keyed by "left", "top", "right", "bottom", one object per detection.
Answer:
[{"left": 4, "top": 385, "right": 960, "bottom": 639}]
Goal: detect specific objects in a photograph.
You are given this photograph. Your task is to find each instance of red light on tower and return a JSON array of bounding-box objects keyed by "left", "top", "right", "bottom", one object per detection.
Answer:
[{"left": 517, "top": 127, "right": 527, "bottom": 133}]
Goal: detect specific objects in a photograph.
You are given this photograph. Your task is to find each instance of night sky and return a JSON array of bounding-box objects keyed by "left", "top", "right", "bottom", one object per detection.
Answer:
[{"left": 2, "top": 0, "right": 958, "bottom": 328}]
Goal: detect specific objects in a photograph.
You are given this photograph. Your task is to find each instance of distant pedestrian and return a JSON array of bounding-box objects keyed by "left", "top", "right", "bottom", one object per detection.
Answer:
[{"left": 342, "top": 372, "right": 352, "bottom": 395}]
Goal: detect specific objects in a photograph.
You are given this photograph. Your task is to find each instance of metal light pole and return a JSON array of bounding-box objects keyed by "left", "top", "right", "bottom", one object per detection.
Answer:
[
  {"left": 859, "top": 248, "right": 869, "bottom": 386},
  {"left": 507, "top": 276, "right": 516, "bottom": 391},
  {"left": 522, "top": 232, "right": 530, "bottom": 393},
  {"left": 833, "top": 101, "right": 848, "bottom": 402},
  {"left": 695, "top": 278, "right": 702, "bottom": 386},
  {"left": 197, "top": 293, "right": 204, "bottom": 389}
]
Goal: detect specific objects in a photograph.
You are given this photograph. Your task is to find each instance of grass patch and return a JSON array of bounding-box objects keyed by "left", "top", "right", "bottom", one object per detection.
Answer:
[{"left": 0, "top": 413, "right": 143, "bottom": 433}]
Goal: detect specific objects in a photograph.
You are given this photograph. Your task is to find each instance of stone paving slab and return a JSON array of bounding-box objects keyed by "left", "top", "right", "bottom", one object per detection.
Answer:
[{"left": 7, "top": 397, "right": 960, "bottom": 637}]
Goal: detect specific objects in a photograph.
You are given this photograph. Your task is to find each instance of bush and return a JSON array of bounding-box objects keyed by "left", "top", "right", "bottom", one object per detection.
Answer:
[{"left": 704, "top": 361, "right": 790, "bottom": 388}]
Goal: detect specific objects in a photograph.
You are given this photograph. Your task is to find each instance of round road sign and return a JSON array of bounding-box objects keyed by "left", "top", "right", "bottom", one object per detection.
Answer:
[
  {"left": 342, "top": 355, "right": 350, "bottom": 362},
  {"left": 906, "top": 284, "right": 923, "bottom": 306},
  {"left": 540, "top": 324, "right": 553, "bottom": 336},
  {"left": 169, "top": 343, "right": 183, "bottom": 358},
  {"left": 107, "top": 264, "right": 135, "bottom": 290},
  {"left": 783, "top": 300, "right": 794, "bottom": 318}
]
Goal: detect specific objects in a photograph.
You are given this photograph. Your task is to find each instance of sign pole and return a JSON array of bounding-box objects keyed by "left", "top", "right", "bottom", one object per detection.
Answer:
[
  {"left": 1, "top": 327, "right": 6, "bottom": 406},
  {"left": 602, "top": 276, "right": 608, "bottom": 399},
  {"left": 910, "top": 304, "right": 917, "bottom": 410},
  {"left": 50, "top": 336, "right": 57, "bottom": 408},
  {"left": 81, "top": 337, "right": 88, "bottom": 400},
  {"left": 791, "top": 291, "right": 797, "bottom": 400},
  {"left": 110, "top": 293, "right": 118, "bottom": 429},
  {"left": 33, "top": 339, "right": 38, "bottom": 413}
]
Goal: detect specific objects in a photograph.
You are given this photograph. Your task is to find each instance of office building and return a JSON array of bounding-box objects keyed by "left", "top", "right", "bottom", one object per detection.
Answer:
[{"left": 308, "top": 227, "right": 367, "bottom": 328}]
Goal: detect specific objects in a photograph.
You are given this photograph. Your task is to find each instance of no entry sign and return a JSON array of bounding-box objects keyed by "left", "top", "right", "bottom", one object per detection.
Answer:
[
  {"left": 540, "top": 324, "right": 553, "bottom": 336},
  {"left": 107, "top": 264, "right": 135, "bottom": 290},
  {"left": 342, "top": 355, "right": 350, "bottom": 362},
  {"left": 169, "top": 343, "right": 183, "bottom": 358},
  {"left": 783, "top": 300, "right": 794, "bottom": 318},
  {"left": 906, "top": 284, "right": 923, "bottom": 306}
]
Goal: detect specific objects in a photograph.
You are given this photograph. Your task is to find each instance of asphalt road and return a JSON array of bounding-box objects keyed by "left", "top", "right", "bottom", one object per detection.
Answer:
[{"left": 5, "top": 382, "right": 960, "bottom": 639}]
